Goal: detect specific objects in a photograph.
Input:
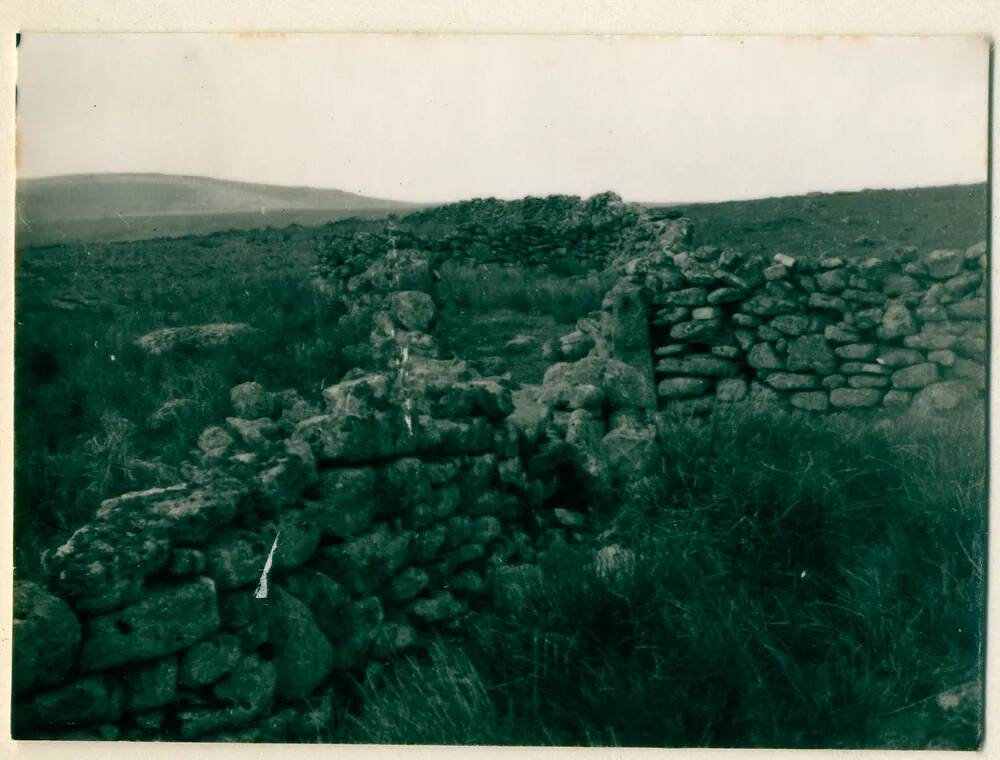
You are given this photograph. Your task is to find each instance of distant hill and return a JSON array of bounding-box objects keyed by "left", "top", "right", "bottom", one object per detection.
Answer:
[{"left": 16, "top": 173, "right": 417, "bottom": 248}]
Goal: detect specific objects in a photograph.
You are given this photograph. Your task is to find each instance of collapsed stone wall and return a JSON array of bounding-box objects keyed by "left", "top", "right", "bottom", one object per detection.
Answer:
[
  {"left": 12, "top": 196, "right": 987, "bottom": 740},
  {"left": 12, "top": 271, "right": 657, "bottom": 741},
  {"left": 315, "top": 192, "right": 692, "bottom": 279}
]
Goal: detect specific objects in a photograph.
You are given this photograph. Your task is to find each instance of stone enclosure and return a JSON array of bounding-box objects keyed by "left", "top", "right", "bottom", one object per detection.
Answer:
[{"left": 12, "top": 193, "right": 987, "bottom": 740}]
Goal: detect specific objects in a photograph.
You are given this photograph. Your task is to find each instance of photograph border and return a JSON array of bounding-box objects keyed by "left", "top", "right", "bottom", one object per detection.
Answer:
[{"left": 0, "top": 2, "right": 996, "bottom": 759}]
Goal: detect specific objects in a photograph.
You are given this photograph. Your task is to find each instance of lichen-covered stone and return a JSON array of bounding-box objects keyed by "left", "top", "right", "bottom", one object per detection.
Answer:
[
  {"left": 748, "top": 342, "right": 783, "bottom": 370},
  {"left": 601, "top": 419, "right": 658, "bottom": 480},
  {"left": 878, "top": 302, "right": 918, "bottom": 340},
  {"left": 273, "top": 509, "right": 322, "bottom": 569},
  {"left": 198, "top": 425, "right": 235, "bottom": 457},
  {"left": 891, "top": 362, "right": 940, "bottom": 389},
  {"left": 230, "top": 381, "right": 273, "bottom": 419},
  {"left": 807, "top": 293, "right": 848, "bottom": 312},
  {"left": 450, "top": 570, "right": 487, "bottom": 596},
  {"left": 828, "top": 387, "right": 881, "bottom": 408},
  {"left": 207, "top": 529, "right": 274, "bottom": 590},
  {"left": 845, "top": 372, "right": 889, "bottom": 388},
  {"left": 167, "top": 548, "right": 207, "bottom": 577},
  {"left": 657, "top": 355, "right": 737, "bottom": 377},
  {"left": 293, "top": 409, "right": 419, "bottom": 462},
  {"left": 786, "top": 335, "right": 837, "bottom": 374},
  {"left": 177, "top": 654, "right": 276, "bottom": 739},
  {"left": 322, "top": 373, "right": 391, "bottom": 417},
  {"left": 910, "top": 381, "right": 976, "bottom": 414},
  {"left": 825, "top": 324, "right": 860, "bottom": 343},
  {"left": 387, "top": 290, "right": 436, "bottom": 331},
  {"left": 835, "top": 343, "right": 878, "bottom": 361},
  {"left": 877, "top": 348, "right": 925, "bottom": 368},
  {"left": 316, "top": 526, "right": 414, "bottom": 595},
  {"left": 816, "top": 268, "right": 849, "bottom": 292},
  {"left": 840, "top": 362, "right": 889, "bottom": 375},
  {"left": 79, "top": 577, "right": 220, "bottom": 671},
  {"left": 264, "top": 586, "right": 334, "bottom": 699},
  {"left": 281, "top": 569, "right": 350, "bottom": 634},
  {"left": 12, "top": 581, "right": 82, "bottom": 695},
  {"left": 943, "top": 271, "right": 982, "bottom": 300},
  {"left": 178, "top": 634, "right": 242, "bottom": 688},
  {"left": 707, "top": 286, "right": 745, "bottom": 304},
  {"left": 881, "top": 389, "right": 912, "bottom": 409},
  {"left": 135, "top": 323, "right": 262, "bottom": 357},
  {"left": 946, "top": 298, "right": 986, "bottom": 320},
  {"left": 764, "top": 372, "right": 819, "bottom": 391},
  {"left": 308, "top": 466, "right": 377, "bottom": 537},
  {"left": 821, "top": 374, "right": 847, "bottom": 390},
  {"left": 654, "top": 306, "right": 689, "bottom": 325},
  {"left": 903, "top": 330, "right": 958, "bottom": 350},
  {"left": 770, "top": 314, "right": 812, "bottom": 336},
  {"left": 44, "top": 519, "right": 172, "bottom": 613},
  {"left": 658, "top": 377, "right": 710, "bottom": 398},
  {"left": 602, "top": 358, "right": 657, "bottom": 410},
  {"left": 669, "top": 319, "right": 722, "bottom": 342},
  {"left": 13, "top": 675, "right": 124, "bottom": 733},
  {"left": 657, "top": 287, "right": 708, "bottom": 306},
  {"left": 125, "top": 656, "right": 178, "bottom": 711},
  {"left": 430, "top": 379, "right": 514, "bottom": 421},
  {"left": 715, "top": 377, "right": 749, "bottom": 402},
  {"left": 924, "top": 249, "right": 963, "bottom": 279},
  {"left": 226, "top": 417, "right": 280, "bottom": 449},
  {"left": 883, "top": 274, "right": 921, "bottom": 296}
]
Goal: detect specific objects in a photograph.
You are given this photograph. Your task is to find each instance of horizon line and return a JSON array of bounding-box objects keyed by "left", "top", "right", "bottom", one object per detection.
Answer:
[{"left": 16, "top": 170, "right": 989, "bottom": 209}]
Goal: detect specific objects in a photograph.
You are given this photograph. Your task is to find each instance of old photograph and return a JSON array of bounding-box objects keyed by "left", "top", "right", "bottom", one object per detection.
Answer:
[{"left": 9, "top": 33, "right": 989, "bottom": 747}]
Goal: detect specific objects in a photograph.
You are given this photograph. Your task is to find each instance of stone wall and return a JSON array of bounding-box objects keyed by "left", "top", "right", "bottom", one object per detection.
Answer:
[
  {"left": 12, "top": 274, "right": 659, "bottom": 741},
  {"left": 315, "top": 192, "right": 693, "bottom": 279},
  {"left": 12, "top": 197, "right": 987, "bottom": 740},
  {"left": 548, "top": 243, "right": 988, "bottom": 417}
]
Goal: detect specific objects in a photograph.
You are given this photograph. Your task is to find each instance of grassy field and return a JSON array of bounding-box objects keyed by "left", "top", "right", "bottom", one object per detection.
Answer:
[
  {"left": 670, "top": 183, "right": 987, "bottom": 261},
  {"left": 345, "top": 406, "right": 985, "bottom": 748},
  {"left": 12, "top": 181, "right": 988, "bottom": 747}
]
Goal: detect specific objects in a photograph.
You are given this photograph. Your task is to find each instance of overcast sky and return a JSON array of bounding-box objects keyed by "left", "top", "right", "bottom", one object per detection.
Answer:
[{"left": 16, "top": 34, "right": 989, "bottom": 204}]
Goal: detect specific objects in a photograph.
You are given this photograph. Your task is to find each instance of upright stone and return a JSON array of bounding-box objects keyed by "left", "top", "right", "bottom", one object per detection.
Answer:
[{"left": 601, "top": 280, "right": 655, "bottom": 402}]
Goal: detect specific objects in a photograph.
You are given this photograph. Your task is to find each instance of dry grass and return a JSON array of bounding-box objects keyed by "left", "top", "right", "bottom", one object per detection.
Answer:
[
  {"left": 346, "top": 405, "right": 986, "bottom": 748},
  {"left": 435, "top": 260, "right": 612, "bottom": 324}
]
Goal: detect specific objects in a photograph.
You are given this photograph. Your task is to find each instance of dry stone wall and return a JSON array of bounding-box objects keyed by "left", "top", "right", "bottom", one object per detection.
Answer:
[
  {"left": 12, "top": 196, "right": 987, "bottom": 740},
  {"left": 315, "top": 192, "right": 692, "bottom": 279},
  {"left": 12, "top": 271, "right": 653, "bottom": 741},
  {"left": 548, "top": 242, "right": 988, "bottom": 418}
]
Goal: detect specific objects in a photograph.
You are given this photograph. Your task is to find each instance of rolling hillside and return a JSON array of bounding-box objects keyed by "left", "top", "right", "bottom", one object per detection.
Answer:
[{"left": 15, "top": 173, "right": 417, "bottom": 247}]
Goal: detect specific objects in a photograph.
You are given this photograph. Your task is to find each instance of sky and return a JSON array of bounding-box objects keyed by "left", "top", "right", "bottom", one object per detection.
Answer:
[{"left": 15, "top": 34, "right": 990, "bottom": 204}]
